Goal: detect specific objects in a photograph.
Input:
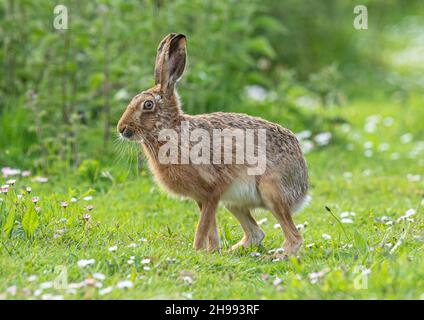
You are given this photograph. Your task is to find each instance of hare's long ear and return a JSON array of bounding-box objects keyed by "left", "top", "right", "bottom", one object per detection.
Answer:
[
  {"left": 154, "top": 33, "right": 176, "bottom": 85},
  {"left": 159, "top": 34, "right": 187, "bottom": 96}
]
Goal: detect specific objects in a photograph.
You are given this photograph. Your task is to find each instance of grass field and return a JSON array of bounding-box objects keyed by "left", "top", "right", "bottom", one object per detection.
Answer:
[{"left": 1, "top": 99, "right": 423, "bottom": 300}]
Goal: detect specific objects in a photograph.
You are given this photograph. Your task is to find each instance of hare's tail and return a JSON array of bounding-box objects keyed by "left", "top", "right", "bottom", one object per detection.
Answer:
[{"left": 293, "top": 194, "right": 311, "bottom": 214}]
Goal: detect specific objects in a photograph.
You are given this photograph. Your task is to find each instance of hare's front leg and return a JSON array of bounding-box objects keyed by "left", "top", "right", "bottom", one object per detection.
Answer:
[
  {"left": 207, "top": 218, "right": 221, "bottom": 252},
  {"left": 193, "top": 199, "right": 220, "bottom": 251}
]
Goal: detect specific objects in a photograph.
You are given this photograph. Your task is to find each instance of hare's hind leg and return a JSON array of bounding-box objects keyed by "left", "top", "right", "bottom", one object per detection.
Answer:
[
  {"left": 195, "top": 200, "right": 220, "bottom": 252},
  {"left": 258, "top": 179, "right": 302, "bottom": 257},
  {"left": 226, "top": 205, "right": 265, "bottom": 251}
]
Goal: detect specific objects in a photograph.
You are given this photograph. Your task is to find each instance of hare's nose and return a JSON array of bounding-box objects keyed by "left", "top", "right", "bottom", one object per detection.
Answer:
[{"left": 119, "top": 125, "right": 134, "bottom": 138}]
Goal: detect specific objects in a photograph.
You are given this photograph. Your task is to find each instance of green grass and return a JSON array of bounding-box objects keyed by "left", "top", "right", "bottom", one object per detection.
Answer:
[{"left": 0, "top": 100, "right": 423, "bottom": 300}]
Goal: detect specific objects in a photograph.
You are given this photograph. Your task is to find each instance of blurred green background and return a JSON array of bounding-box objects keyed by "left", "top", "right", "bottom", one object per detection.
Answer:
[
  {"left": 0, "top": 0, "right": 423, "bottom": 175},
  {"left": 1, "top": 0, "right": 424, "bottom": 300}
]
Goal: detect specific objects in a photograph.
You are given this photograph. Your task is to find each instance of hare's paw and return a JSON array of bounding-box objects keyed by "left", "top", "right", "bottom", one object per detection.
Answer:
[
  {"left": 282, "top": 237, "right": 303, "bottom": 256},
  {"left": 193, "top": 235, "right": 207, "bottom": 251},
  {"left": 231, "top": 230, "right": 265, "bottom": 251},
  {"left": 231, "top": 237, "right": 249, "bottom": 251},
  {"left": 207, "top": 232, "right": 221, "bottom": 252},
  {"left": 207, "top": 241, "right": 221, "bottom": 253}
]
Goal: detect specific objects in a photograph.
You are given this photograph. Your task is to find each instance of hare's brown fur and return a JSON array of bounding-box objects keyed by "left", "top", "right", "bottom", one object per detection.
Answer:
[{"left": 117, "top": 34, "right": 308, "bottom": 256}]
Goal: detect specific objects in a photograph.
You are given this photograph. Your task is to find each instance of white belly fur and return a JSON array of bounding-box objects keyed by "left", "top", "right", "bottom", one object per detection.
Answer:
[{"left": 221, "top": 177, "right": 263, "bottom": 208}]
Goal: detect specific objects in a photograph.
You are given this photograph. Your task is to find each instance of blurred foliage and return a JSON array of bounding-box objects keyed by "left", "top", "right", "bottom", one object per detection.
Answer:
[
  {"left": 0, "top": 0, "right": 423, "bottom": 174},
  {"left": 78, "top": 159, "right": 100, "bottom": 183}
]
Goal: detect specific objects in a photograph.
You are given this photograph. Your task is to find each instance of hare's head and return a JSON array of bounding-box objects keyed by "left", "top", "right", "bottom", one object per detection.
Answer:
[{"left": 117, "top": 33, "right": 187, "bottom": 141}]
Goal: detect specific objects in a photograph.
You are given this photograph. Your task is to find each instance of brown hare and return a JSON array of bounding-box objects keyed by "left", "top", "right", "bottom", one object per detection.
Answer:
[{"left": 117, "top": 33, "right": 308, "bottom": 257}]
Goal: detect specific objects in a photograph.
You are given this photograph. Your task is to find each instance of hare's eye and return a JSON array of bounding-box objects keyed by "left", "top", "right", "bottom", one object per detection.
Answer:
[{"left": 143, "top": 100, "right": 154, "bottom": 110}]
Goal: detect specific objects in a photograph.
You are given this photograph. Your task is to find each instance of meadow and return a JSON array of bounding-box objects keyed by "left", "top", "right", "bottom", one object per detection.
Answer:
[
  {"left": 1, "top": 0, "right": 423, "bottom": 300},
  {"left": 1, "top": 98, "right": 423, "bottom": 299}
]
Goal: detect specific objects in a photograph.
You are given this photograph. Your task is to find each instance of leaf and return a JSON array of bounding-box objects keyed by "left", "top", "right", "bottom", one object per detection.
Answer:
[
  {"left": 255, "top": 16, "right": 288, "bottom": 34},
  {"left": 247, "top": 37, "right": 276, "bottom": 59},
  {"left": 221, "top": 222, "right": 232, "bottom": 245},
  {"left": 3, "top": 208, "right": 15, "bottom": 238},
  {"left": 289, "top": 256, "right": 302, "bottom": 272},
  {"left": 89, "top": 72, "right": 105, "bottom": 91},
  {"left": 21, "top": 207, "right": 39, "bottom": 239},
  {"left": 80, "top": 188, "right": 96, "bottom": 199},
  {"left": 166, "top": 225, "right": 173, "bottom": 237},
  {"left": 353, "top": 229, "right": 368, "bottom": 255},
  {"left": 130, "top": 267, "right": 137, "bottom": 282}
]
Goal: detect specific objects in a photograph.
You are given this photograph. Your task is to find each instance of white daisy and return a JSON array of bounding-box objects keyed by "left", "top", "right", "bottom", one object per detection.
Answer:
[
  {"left": 77, "top": 259, "right": 95, "bottom": 268},
  {"left": 322, "top": 233, "right": 332, "bottom": 240}
]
